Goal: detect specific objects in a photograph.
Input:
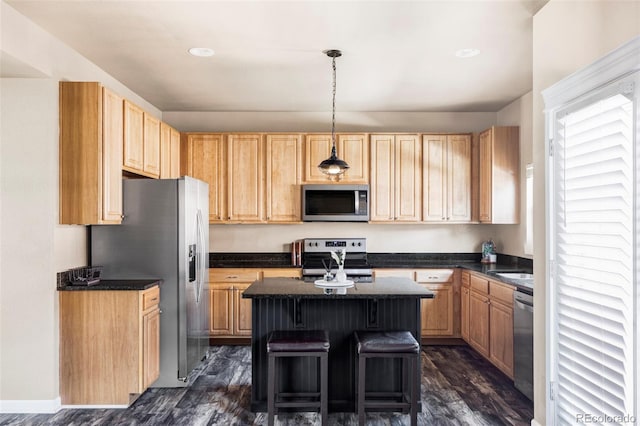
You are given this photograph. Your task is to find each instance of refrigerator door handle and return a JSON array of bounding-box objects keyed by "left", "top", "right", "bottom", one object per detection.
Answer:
[{"left": 195, "top": 209, "right": 205, "bottom": 304}]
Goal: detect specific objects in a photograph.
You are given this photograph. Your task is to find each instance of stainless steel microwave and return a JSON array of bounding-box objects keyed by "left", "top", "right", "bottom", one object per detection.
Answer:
[{"left": 302, "top": 184, "right": 369, "bottom": 222}]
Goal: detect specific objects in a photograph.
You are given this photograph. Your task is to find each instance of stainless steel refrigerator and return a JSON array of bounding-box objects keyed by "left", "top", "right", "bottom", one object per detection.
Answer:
[{"left": 91, "top": 176, "right": 209, "bottom": 387}]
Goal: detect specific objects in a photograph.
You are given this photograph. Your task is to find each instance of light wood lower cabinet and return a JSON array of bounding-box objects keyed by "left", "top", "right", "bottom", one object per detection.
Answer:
[
  {"left": 468, "top": 287, "right": 490, "bottom": 357},
  {"left": 461, "top": 271, "right": 470, "bottom": 342},
  {"left": 209, "top": 269, "right": 260, "bottom": 337},
  {"left": 59, "top": 285, "right": 160, "bottom": 405},
  {"left": 467, "top": 272, "right": 514, "bottom": 378},
  {"left": 209, "top": 268, "right": 301, "bottom": 338},
  {"left": 420, "top": 284, "right": 454, "bottom": 336},
  {"left": 373, "top": 268, "right": 458, "bottom": 338}
]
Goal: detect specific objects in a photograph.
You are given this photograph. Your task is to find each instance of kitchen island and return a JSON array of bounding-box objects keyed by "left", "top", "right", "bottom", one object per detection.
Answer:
[{"left": 243, "top": 277, "right": 434, "bottom": 412}]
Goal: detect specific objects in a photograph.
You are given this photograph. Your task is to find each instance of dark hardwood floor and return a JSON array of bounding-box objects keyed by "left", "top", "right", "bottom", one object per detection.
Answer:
[{"left": 0, "top": 345, "right": 533, "bottom": 425}]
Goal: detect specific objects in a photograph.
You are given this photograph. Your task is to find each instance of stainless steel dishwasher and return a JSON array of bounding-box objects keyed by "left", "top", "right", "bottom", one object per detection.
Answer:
[{"left": 513, "top": 289, "right": 533, "bottom": 401}]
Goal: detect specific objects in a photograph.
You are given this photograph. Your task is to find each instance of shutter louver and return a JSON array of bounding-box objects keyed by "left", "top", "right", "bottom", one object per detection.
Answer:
[{"left": 553, "top": 93, "right": 635, "bottom": 423}]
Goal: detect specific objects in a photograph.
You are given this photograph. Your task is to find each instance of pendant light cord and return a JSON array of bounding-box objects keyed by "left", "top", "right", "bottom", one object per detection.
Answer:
[{"left": 331, "top": 55, "right": 337, "bottom": 150}]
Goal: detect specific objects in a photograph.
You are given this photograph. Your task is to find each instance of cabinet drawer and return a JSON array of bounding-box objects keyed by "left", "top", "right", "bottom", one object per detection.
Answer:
[
  {"left": 209, "top": 269, "right": 261, "bottom": 282},
  {"left": 374, "top": 269, "right": 414, "bottom": 279},
  {"left": 262, "top": 268, "right": 302, "bottom": 278},
  {"left": 415, "top": 269, "right": 453, "bottom": 283},
  {"left": 470, "top": 274, "right": 489, "bottom": 294},
  {"left": 489, "top": 280, "right": 514, "bottom": 305},
  {"left": 142, "top": 286, "right": 160, "bottom": 311}
]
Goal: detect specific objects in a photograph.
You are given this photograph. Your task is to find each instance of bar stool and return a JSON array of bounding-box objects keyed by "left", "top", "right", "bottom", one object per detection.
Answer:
[
  {"left": 267, "top": 330, "right": 330, "bottom": 426},
  {"left": 354, "top": 331, "right": 420, "bottom": 426}
]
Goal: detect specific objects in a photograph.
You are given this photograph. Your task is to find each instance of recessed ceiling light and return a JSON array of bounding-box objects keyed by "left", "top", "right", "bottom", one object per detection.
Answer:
[
  {"left": 188, "top": 47, "right": 215, "bottom": 57},
  {"left": 455, "top": 48, "right": 480, "bottom": 58}
]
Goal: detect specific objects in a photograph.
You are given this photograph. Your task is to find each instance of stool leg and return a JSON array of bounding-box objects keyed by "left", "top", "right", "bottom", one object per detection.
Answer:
[
  {"left": 358, "top": 355, "right": 366, "bottom": 426},
  {"left": 320, "top": 352, "right": 328, "bottom": 426},
  {"left": 268, "top": 354, "right": 275, "bottom": 426},
  {"left": 411, "top": 354, "right": 419, "bottom": 426}
]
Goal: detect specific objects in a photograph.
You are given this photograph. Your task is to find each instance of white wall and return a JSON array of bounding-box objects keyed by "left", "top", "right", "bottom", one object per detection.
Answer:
[
  {"left": 531, "top": 2, "right": 640, "bottom": 425},
  {"left": 211, "top": 223, "right": 504, "bottom": 253},
  {"left": 1, "top": 79, "right": 58, "bottom": 403},
  {"left": 495, "top": 91, "right": 533, "bottom": 259},
  {"left": 163, "top": 111, "right": 497, "bottom": 133},
  {"left": 0, "top": 1, "right": 161, "bottom": 409}
]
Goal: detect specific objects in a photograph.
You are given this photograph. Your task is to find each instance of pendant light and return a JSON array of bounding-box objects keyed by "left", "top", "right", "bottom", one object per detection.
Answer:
[{"left": 318, "top": 49, "right": 349, "bottom": 178}]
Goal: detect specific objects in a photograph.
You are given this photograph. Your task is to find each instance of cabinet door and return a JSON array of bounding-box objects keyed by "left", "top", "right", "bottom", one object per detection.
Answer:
[
  {"left": 227, "top": 134, "right": 265, "bottom": 222},
  {"left": 447, "top": 134, "right": 471, "bottom": 222},
  {"left": 461, "top": 286, "right": 470, "bottom": 342},
  {"left": 160, "top": 123, "right": 181, "bottom": 179},
  {"left": 160, "top": 122, "right": 172, "bottom": 179},
  {"left": 303, "top": 134, "right": 333, "bottom": 183},
  {"left": 102, "top": 87, "right": 124, "bottom": 223},
  {"left": 184, "top": 134, "right": 225, "bottom": 223},
  {"left": 489, "top": 300, "right": 514, "bottom": 378},
  {"left": 420, "top": 284, "right": 453, "bottom": 336},
  {"left": 369, "top": 134, "right": 395, "bottom": 221},
  {"left": 234, "top": 284, "right": 252, "bottom": 336},
  {"left": 170, "top": 127, "right": 181, "bottom": 178},
  {"left": 142, "top": 308, "right": 160, "bottom": 390},
  {"left": 422, "top": 135, "right": 447, "bottom": 222},
  {"left": 468, "top": 290, "right": 490, "bottom": 357},
  {"left": 338, "top": 133, "right": 368, "bottom": 183},
  {"left": 265, "top": 134, "right": 301, "bottom": 222},
  {"left": 209, "top": 285, "right": 233, "bottom": 336},
  {"left": 143, "top": 114, "right": 161, "bottom": 177},
  {"left": 123, "top": 100, "right": 144, "bottom": 172},
  {"left": 478, "top": 129, "right": 493, "bottom": 222},
  {"left": 395, "top": 135, "right": 421, "bottom": 221}
]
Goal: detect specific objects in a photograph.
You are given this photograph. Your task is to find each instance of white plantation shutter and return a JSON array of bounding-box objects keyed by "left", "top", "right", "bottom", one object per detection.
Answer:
[{"left": 551, "top": 88, "right": 636, "bottom": 424}]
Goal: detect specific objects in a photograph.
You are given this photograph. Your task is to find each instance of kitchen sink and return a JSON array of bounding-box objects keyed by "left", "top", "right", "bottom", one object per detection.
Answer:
[{"left": 495, "top": 273, "right": 533, "bottom": 281}]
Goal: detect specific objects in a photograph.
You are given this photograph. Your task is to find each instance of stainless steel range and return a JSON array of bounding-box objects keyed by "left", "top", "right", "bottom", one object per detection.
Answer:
[{"left": 301, "top": 238, "right": 373, "bottom": 283}]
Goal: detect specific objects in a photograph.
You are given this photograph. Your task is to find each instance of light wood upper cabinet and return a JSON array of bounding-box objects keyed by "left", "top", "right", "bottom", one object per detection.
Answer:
[
  {"left": 370, "top": 134, "right": 421, "bottom": 222},
  {"left": 227, "top": 134, "right": 265, "bottom": 222},
  {"left": 143, "top": 114, "right": 161, "bottom": 177},
  {"left": 59, "top": 82, "right": 123, "bottom": 225},
  {"left": 337, "top": 133, "right": 369, "bottom": 183},
  {"left": 160, "top": 122, "right": 181, "bottom": 179},
  {"left": 422, "top": 134, "right": 471, "bottom": 222},
  {"left": 123, "top": 100, "right": 145, "bottom": 173},
  {"left": 182, "top": 133, "right": 226, "bottom": 222},
  {"left": 303, "top": 133, "right": 368, "bottom": 183},
  {"left": 265, "top": 134, "right": 302, "bottom": 222},
  {"left": 479, "top": 126, "right": 520, "bottom": 224},
  {"left": 184, "top": 133, "right": 302, "bottom": 224},
  {"left": 123, "top": 100, "right": 162, "bottom": 178}
]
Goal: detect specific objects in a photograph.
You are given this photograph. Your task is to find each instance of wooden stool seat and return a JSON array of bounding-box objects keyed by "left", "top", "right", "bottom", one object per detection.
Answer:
[
  {"left": 267, "top": 330, "right": 329, "bottom": 426},
  {"left": 354, "top": 331, "right": 420, "bottom": 426}
]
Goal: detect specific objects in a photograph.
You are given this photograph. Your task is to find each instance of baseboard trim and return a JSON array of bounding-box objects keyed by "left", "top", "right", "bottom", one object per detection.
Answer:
[
  {"left": 61, "top": 404, "right": 128, "bottom": 409},
  {"left": 0, "top": 397, "right": 61, "bottom": 414}
]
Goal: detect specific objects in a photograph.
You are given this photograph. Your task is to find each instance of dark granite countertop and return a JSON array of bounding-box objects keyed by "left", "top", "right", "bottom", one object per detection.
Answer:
[
  {"left": 243, "top": 277, "right": 435, "bottom": 299},
  {"left": 58, "top": 279, "right": 162, "bottom": 291},
  {"left": 210, "top": 252, "right": 534, "bottom": 294}
]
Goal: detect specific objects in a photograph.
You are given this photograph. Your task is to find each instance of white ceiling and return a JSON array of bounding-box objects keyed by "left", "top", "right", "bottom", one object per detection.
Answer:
[{"left": 6, "top": 0, "right": 547, "bottom": 113}]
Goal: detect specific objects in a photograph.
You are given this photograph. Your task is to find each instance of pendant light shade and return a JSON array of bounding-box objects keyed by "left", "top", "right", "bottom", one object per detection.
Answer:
[{"left": 318, "top": 49, "right": 349, "bottom": 178}]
